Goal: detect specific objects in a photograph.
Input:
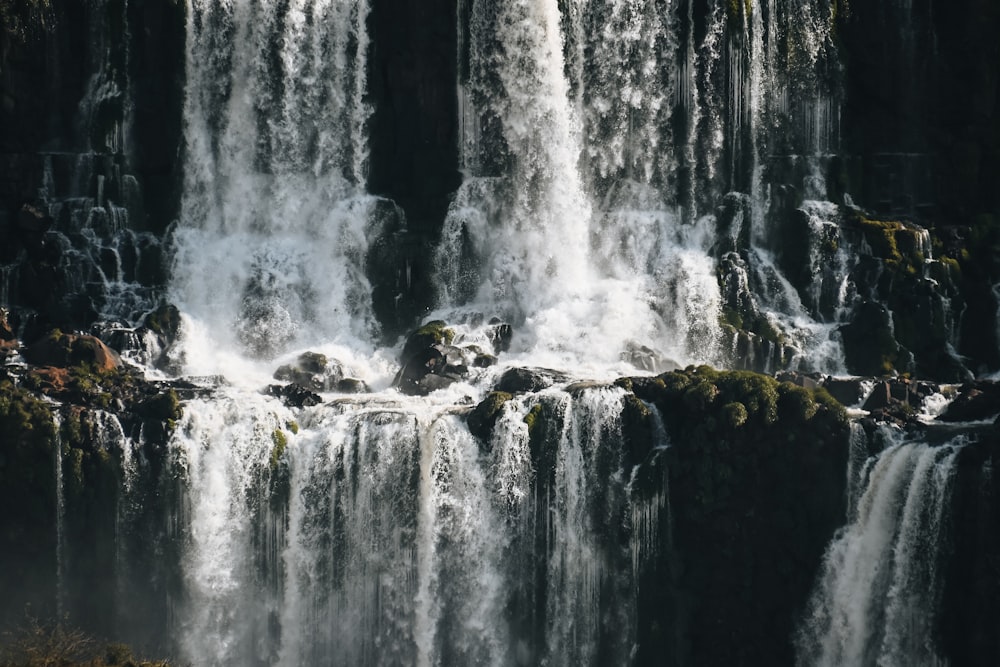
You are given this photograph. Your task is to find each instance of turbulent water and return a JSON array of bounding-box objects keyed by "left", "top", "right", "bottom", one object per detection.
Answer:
[{"left": 166, "top": 386, "right": 668, "bottom": 666}]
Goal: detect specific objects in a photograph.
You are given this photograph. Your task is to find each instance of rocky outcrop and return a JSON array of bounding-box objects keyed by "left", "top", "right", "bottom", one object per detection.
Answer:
[{"left": 0, "top": 325, "right": 186, "bottom": 640}]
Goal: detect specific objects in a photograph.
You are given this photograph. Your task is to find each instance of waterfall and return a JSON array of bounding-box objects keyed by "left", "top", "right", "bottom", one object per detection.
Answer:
[
  {"left": 796, "top": 432, "right": 964, "bottom": 667},
  {"left": 171, "top": 0, "right": 379, "bottom": 369},
  {"left": 163, "top": 383, "right": 666, "bottom": 665},
  {"left": 437, "top": 0, "right": 849, "bottom": 373}
]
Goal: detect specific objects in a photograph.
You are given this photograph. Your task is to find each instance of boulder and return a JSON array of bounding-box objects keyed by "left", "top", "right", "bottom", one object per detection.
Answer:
[
  {"left": 395, "top": 322, "right": 476, "bottom": 396},
  {"left": 467, "top": 391, "right": 514, "bottom": 443},
  {"left": 399, "top": 320, "right": 455, "bottom": 365},
  {"left": 862, "top": 381, "right": 893, "bottom": 411},
  {"left": 264, "top": 383, "right": 322, "bottom": 408},
  {"left": 485, "top": 319, "right": 513, "bottom": 354},
  {"left": 16, "top": 203, "right": 51, "bottom": 233},
  {"left": 395, "top": 344, "right": 469, "bottom": 396},
  {"left": 776, "top": 371, "right": 821, "bottom": 391},
  {"left": 622, "top": 341, "right": 678, "bottom": 373},
  {"left": 24, "top": 331, "right": 122, "bottom": 372},
  {"left": 939, "top": 382, "right": 1000, "bottom": 422},
  {"left": 822, "top": 377, "right": 867, "bottom": 406},
  {"left": 335, "top": 378, "right": 370, "bottom": 394},
  {"left": 274, "top": 351, "right": 343, "bottom": 392},
  {"left": 496, "top": 367, "right": 568, "bottom": 394}
]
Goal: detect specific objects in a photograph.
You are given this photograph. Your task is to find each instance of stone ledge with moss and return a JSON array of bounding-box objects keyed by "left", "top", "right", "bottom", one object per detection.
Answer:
[{"left": 0, "top": 327, "right": 189, "bottom": 640}]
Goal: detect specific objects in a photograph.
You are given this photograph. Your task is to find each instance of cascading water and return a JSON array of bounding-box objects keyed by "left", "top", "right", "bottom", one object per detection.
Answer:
[
  {"left": 437, "top": 0, "right": 849, "bottom": 373},
  {"left": 171, "top": 0, "right": 381, "bottom": 370},
  {"left": 796, "top": 431, "right": 965, "bottom": 667},
  {"left": 165, "top": 381, "right": 667, "bottom": 666}
]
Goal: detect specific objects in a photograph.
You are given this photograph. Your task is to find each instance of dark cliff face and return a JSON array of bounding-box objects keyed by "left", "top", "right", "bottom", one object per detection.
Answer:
[
  {"left": 839, "top": 0, "right": 1000, "bottom": 225},
  {"left": 0, "top": 1, "right": 184, "bottom": 337}
]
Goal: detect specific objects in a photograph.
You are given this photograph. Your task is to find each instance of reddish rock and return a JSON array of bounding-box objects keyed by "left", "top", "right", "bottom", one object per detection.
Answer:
[
  {"left": 27, "top": 367, "right": 71, "bottom": 394},
  {"left": 24, "top": 331, "right": 122, "bottom": 371}
]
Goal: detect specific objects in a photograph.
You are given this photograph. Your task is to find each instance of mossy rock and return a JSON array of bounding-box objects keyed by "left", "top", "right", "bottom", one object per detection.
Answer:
[
  {"left": 467, "top": 391, "right": 514, "bottom": 443},
  {"left": 399, "top": 320, "right": 456, "bottom": 365}
]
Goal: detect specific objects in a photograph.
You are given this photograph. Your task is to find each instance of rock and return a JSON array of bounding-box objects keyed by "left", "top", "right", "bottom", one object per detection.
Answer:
[
  {"left": 467, "top": 391, "right": 514, "bottom": 443},
  {"left": 0, "top": 308, "right": 14, "bottom": 341},
  {"left": 939, "top": 382, "right": 1000, "bottom": 422},
  {"left": 839, "top": 301, "right": 904, "bottom": 376},
  {"left": 496, "top": 367, "right": 568, "bottom": 394},
  {"left": 136, "top": 389, "right": 182, "bottom": 422},
  {"left": 822, "top": 377, "right": 867, "bottom": 406},
  {"left": 16, "top": 203, "right": 51, "bottom": 233},
  {"left": 485, "top": 319, "right": 513, "bottom": 354},
  {"left": 138, "top": 303, "right": 183, "bottom": 370},
  {"left": 274, "top": 351, "right": 343, "bottom": 392},
  {"left": 776, "top": 371, "right": 821, "bottom": 391},
  {"left": 141, "top": 303, "right": 182, "bottom": 341},
  {"left": 394, "top": 342, "right": 469, "bottom": 394},
  {"left": 862, "top": 381, "right": 893, "bottom": 411},
  {"left": 399, "top": 320, "right": 455, "bottom": 365},
  {"left": 395, "top": 322, "right": 474, "bottom": 395},
  {"left": 622, "top": 341, "right": 677, "bottom": 373},
  {"left": 335, "top": 378, "right": 369, "bottom": 394},
  {"left": 24, "top": 330, "right": 122, "bottom": 372},
  {"left": 413, "top": 373, "right": 458, "bottom": 395},
  {"left": 264, "top": 383, "right": 322, "bottom": 408},
  {"left": 566, "top": 381, "right": 609, "bottom": 396}
]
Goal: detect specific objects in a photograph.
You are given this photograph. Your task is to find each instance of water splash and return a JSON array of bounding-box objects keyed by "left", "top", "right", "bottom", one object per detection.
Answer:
[{"left": 172, "top": 0, "right": 377, "bottom": 369}]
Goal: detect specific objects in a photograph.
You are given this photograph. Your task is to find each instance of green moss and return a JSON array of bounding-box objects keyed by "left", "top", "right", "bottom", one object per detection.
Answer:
[
  {"left": 415, "top": 320, "right": 455, "bottom": 346},
  {"left": 683, "top": 381, "right": 720, "bottom": 412},
  {"left": 270, "top": 429, "right": 288, "bottom": 469},
  {"left": 858, "top": 216, "right": 904, "bottom": 263},
  {"left": 777, "top": 383, "right": 818, "bottom": 423},
  {"left": 722, "top": 307, "right": 744, "bottom": 330},
  {"left": 523, "top": 403, "right": 544, "bottom": 435},
  {"left": 721, "top": 402, "right": 748, "bottom": 429},
  {"left": 285, "top": 420, "right": 300, "bottom": 435},
  {"left": 939, "top": 255, "right": 961, "bottom": 276}
]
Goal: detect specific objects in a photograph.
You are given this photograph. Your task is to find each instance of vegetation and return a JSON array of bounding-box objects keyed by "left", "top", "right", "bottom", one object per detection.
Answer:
[{"left": 0, "top": 614, "right": 173, "bottom": 667}]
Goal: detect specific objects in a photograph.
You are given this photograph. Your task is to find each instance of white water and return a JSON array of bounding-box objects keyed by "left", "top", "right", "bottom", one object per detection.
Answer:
[
  {"left": 171, "top": 0, "right": 378, "bottom": 373},
  {"left": 167, "top": 383, "right": 665, "bottom": 666},
  {"left": 797, "top": 432, "right": 964, "bottom": 666}
]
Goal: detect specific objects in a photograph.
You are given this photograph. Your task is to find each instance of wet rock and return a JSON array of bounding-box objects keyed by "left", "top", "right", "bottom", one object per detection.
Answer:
[
  {"left": 274, "top": 351, "right": 344, "bottom": 392},
  {"left": 24, "top": 330, "right": 122, "bottom": 372},
  {"left": 485, "top": 319, "right": 513, "bottom": 354},
  {"left": 395, "top": 322, "right": 474, "bottom": 395},
  {"left": 939, "top": 382, "right": 1000, "bottom": 422},
  {"left": 470, "top": 347, "right": 498, "bottom": 368},
  {"left": 399, "top": 320, "right": 455, "bottom": 365},
  {"left": 264, "top": 383, "right": 322, "bottom": 408},
  {"left": 566, "top": 381, "right": 609, "bottom": 396},
  {"left": 822, "top": 377, "right": 867, "bottom": 406},
  {"left": 335, "top": 378, "right": 369, "bottom": 394},
  {"left": 16, "top": 203, "right": 51, "bottom": 233},
  {"left": 395, "top": 344, "right": 469, "bottom": 396},
  {"left": 776, "top": 371, "right": 821, "bottom": 391},
  {"left": 840, "top": 301, "right": 905, "bottom": 377},
  {"left": 496, "top": 367, "right": 568, "bottom": 394},
  {"left": 138, "top": 303, "right": 183, "bottom": 370},
  {"left": 0, "top": 309, "right": 14, "bottom": 341},
  {"left": 467, "top": 391, "right": 514, "bottom": 443},
  {"left": 623, "top": 341, "right": 677, "bottom": 373}
]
